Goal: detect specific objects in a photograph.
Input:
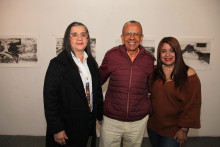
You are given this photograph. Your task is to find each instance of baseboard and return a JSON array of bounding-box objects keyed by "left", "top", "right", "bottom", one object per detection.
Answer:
[{"left": 0, "top": 135, "right": 219, "bottom": 147}]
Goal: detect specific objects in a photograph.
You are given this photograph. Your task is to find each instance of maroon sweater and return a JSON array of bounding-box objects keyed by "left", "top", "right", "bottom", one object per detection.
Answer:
[
  {"left": 147, "top": 74, "right": 201, "bottom": 138},
  {"left": 99, "top": 45, "right": 155, "bottom": 121}
]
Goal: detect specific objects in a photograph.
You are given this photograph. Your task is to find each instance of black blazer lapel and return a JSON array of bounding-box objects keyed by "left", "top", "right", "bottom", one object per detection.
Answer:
[
  {"left": 87, "top": 59, "right": 97, "bottom": 93},
  {"left": 62, "top": 64, "right": 88, "bottom": 104}
]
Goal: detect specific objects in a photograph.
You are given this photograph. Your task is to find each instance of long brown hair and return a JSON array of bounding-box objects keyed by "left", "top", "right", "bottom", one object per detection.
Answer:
[{"left": 153, "top": 37, "right": 189, "bottom": 89}]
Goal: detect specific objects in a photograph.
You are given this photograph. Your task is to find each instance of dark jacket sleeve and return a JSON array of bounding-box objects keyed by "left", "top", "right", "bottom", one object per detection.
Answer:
[
  {"left": 146, "top": 56, "right": 155, "bottom": 93},
  {"left": 88, "top": 57, "right": 104, "bottom": 121},
  {"left": 96, "top": 71, "right": 104, "bottom": 121},
  {"left": 43, "top": 59, "right": 64, "bottom": 134},
  {"left": 99, "top": 53, "right": 111, "bottom": 85}
]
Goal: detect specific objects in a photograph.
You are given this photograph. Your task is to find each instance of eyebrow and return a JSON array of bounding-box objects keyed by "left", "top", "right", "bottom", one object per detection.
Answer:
[{"left": 70, "top": 32, "right": 87, "bottom": 34}]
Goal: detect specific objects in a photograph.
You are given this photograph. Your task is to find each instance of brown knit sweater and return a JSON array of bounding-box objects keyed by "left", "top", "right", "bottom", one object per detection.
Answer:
[{"left": 147, "top": 74, "right": 201, "bottom": 138}]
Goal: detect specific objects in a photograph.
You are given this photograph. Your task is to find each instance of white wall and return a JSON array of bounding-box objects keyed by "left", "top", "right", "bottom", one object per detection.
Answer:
[{"left": 0, "top": 0, "right": 219, "bottom": 136}]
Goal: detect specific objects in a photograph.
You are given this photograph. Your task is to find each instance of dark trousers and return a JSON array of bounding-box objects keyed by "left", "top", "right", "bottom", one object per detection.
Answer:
[{"left": 147, "top": 128, "right": 179, "bottom": 147}]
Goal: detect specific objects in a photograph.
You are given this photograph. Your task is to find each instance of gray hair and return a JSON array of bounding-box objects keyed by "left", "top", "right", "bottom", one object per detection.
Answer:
[{"left": 122, "top": 20, "right": 143, "bottom": 35}]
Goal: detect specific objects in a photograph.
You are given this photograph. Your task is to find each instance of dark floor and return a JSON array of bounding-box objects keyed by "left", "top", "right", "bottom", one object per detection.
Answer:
[{"left": 0, "top": 135, "right": 219, "bottom": 147}]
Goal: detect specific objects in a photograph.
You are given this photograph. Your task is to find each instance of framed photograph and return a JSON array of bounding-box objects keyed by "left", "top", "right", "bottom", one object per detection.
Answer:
[
  {"left": 0, "top": 36, "right": 38, "bottom": 67},
  {"left": 56, "top": 37, "right": 96, "bottom": 58},
  {"left": 179, "top": 38, "right": 212, "bottom": 70}
]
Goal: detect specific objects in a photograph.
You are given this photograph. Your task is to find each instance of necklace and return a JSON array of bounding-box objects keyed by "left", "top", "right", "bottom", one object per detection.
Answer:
[{"left": 162, "top": 64, "right": 173, "bottom": 71}]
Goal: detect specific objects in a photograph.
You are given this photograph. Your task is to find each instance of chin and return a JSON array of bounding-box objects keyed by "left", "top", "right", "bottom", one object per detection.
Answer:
[
  {"left": 128, "top": 47, "right": 138, "bottom": 51},
  {"left": 164, "top": 63, "right": 175, "bottom": 66}
]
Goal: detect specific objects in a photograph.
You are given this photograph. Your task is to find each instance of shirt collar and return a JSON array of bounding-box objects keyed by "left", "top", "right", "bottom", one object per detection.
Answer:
[
  {"left": 71, "top": 51, "right": 88, "bottom": 62},
  {"left": 126, "top": 48, "right": 140, "bottom": 62}
]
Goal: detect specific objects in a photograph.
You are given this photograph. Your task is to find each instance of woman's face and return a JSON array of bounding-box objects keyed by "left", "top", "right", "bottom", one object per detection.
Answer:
[
  {"left": 160, "top": 43, "right": 175, "bottom": 66},
  {"left": 69, "top": 25, "right": 88, "bottom": 53}
]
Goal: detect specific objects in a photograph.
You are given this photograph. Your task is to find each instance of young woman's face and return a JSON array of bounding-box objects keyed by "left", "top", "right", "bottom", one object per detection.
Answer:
[
  {"left": 160, "top": 43, "right": 175, "bottom": 66},
  {"left": 69, "top": 25, "right": 88, "bottom": 53}
]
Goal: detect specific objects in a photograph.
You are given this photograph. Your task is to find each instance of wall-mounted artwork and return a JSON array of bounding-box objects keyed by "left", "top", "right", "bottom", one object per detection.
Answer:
[
  {"left": 142, "top": 40, "right": 155, "bottom": 56},
  {"left": 56, "top": 38, "right": 63, "bottom": 55},
  {"left": 56, "top": 38, "right": 96, "bottom": 58},
  {"left": 179, "top": 38, "right": 212, "bottom": 70},
  {"left": 0, "top": 37, "right": 38, "bottom": 67},
  {"left": 90, "top": 38, "right": 96, "bottom": 59},
  {"left": 116, "top": 39, "right": 155, "bottom": 56}
]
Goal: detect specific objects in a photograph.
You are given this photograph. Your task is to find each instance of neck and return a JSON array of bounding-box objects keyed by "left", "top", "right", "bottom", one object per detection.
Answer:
[
  {"left": 162, "top": 64, "right": 174, "bottom": 71},
  {"left": 127, "top": 48, "right": 139, "bottom": 57},
  {"left": 75, "top": 51, "right": 84, "bottom": 63}
]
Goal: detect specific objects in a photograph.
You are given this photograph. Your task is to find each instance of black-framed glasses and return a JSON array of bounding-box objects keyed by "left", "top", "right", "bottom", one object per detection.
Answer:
[
  {"left": 70, "top": 32, "right": 88, "bottom": 40},
  {"left": 124, "top": 32, "right": 142, "bottom": 38}
]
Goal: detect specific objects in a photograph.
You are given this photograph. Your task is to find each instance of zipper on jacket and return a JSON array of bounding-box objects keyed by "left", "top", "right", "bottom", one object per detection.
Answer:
[{"left": 126, "top": 62, "right": 133, "bottom": 120}]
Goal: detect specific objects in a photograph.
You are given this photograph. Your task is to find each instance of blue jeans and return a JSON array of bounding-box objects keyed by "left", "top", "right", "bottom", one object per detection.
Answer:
[{"left": 147, "top": 128, "right": 179, "bottom": 147}]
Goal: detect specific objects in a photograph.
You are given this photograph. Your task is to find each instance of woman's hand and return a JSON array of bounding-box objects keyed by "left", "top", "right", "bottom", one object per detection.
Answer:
[
  {"left": 98, "top": 120, "right": 102, "bottom": 125},
  {"left": 54, "top": 130, "right": 68, "bottom": 145},
  {"left": 174, "top": 128, "right": 189, "bottom": 147}
]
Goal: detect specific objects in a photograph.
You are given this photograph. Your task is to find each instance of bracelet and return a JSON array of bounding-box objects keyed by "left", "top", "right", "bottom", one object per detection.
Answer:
[{"left": 181, "top": 128, "right": 189, "bottom": 132}]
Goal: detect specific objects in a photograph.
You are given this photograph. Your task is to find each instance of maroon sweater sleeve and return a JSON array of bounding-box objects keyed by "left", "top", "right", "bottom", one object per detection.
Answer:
[{"left": 177, "top": 74, "right": 201, "bottom": 128}]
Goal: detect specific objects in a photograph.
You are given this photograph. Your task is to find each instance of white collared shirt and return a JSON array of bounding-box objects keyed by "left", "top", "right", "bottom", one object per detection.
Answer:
[{"left": 71, "top": 51, "right": 93, "bottom": 111}]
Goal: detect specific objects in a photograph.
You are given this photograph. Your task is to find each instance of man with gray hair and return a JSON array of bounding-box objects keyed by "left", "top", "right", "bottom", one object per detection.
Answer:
[{"left": 99, "top": 20, "right": 155, "bottom": 147}]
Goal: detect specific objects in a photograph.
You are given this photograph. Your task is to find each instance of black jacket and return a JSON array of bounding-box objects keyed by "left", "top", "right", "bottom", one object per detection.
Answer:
[{"left": 44, "top": 51, "right": 103, "bottom": 147}]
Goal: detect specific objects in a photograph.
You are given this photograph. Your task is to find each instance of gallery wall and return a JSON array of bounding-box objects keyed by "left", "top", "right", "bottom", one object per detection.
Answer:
[{"left": 0, "top": 0, "right": 220, "bottom": 136}]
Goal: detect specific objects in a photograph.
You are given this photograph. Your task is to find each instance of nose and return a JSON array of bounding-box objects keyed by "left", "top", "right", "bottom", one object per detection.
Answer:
[
  {"left": 77, "top": 35, "right": 83, "bottom": 40},
  {"left": 165, "top": 51, "right": 170, "bottom": 56},
  {"left": 129, "top": 33, "right": 135, "bottom": 39}
]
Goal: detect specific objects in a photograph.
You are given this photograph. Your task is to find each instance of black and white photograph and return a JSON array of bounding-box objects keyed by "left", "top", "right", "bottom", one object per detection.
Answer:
[
  {"left": 56, "top": 38, "right": 63, "bottom": 55},
  {"left": 90, "top": 38, "right": 96, "bottom": 58},
  {"left": 142, "top": 40, "right": 155, "bottom": 56},
  {"left": 56, "top": 37, "right": 96, "bottom": 58},
  {"left": 179, "top": 38, "right": 212, "bottom": 70},
  {"left": 0, "top": 37, "right": 38, "bottom": 67}
]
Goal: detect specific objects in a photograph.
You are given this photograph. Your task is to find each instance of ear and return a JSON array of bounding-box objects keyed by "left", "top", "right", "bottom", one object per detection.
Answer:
[
  {"left": 121, "top": 34, "right": 125, "bottom": 44},
  {"left": 140, "top": 34, "right": 144, "bottom": 43}
]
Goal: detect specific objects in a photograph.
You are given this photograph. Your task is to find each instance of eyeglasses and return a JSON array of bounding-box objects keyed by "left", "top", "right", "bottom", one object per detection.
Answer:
[
  {"left": 124, "top": 32, "right": 142, "bottom": 38},
  {"left": 70, "top": 32, "right": 88, "bottom": 40}
]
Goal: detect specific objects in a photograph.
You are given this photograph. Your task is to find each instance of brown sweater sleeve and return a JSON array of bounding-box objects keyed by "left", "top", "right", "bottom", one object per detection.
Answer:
[{"left": 177, "top": 74, "right": 201, "bottom": 128}]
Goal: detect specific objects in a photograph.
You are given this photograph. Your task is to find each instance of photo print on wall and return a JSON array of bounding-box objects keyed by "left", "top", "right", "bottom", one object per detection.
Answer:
[
  {"left": 179, "top": 38, "right": 212, "bottom": 70},
  {"left": 0, "top": 37, "right": 38, "bottom": 67}
]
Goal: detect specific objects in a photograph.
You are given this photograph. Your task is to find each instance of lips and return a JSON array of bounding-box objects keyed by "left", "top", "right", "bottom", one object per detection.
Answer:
[
  {"left": 128, "top": 42, "right": 135, "bottom": 45},
  {"left": 164, "top": 58, "right": 172, "bottom": 61}
]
